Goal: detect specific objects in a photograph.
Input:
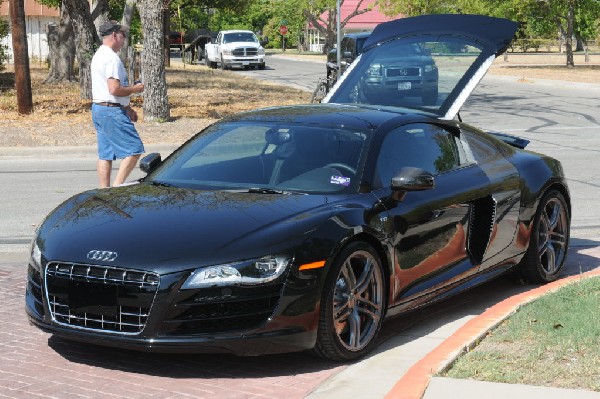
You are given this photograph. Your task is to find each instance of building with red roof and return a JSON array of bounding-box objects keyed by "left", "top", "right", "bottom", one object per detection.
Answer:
[{"left": 307, "top": 0, "right": 401, "bottom": 52}]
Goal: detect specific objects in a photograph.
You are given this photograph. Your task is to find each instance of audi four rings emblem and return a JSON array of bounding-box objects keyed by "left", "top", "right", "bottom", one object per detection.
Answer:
[{"left": 87, "top": 250, "right": 118, "bottom": 262}]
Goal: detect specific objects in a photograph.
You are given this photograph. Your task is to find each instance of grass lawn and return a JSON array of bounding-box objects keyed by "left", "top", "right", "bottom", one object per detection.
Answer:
[{"left": 443, "top": 276, "right": 600, "bottom": 392}]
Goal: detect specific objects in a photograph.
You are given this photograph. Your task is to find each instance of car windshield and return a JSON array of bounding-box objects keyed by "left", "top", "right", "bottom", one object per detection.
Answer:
[
  {"left": 148, "top": 122, "right": 369, "bottom": 194},
  {"left": 328, "top": 35, "right": 485, "bottom": 114},
  {"left": 223, "top": 32, "right": 258, "bottom": 43}
]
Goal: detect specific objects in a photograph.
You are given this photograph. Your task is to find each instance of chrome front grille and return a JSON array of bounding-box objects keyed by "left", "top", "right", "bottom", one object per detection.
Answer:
[
  {"left": 386, "top": 67, "right": 421, "bottom": 77},
  {"left": 232, "top": 47, "right": 258, "bottom": 56},
  {"left": 45, "top": 262, "right": 159, "bottom": 335}
]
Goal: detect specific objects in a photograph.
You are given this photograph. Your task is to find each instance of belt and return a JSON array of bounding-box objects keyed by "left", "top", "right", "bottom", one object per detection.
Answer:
[{"left": 95, "top": 102, "right": 122, "bottom": 107}]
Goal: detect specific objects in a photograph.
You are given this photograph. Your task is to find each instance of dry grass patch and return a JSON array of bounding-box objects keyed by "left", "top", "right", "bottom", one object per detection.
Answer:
[
  {"left": 444, "top": 276, "right": 600, "bottom": 391},
  {"left": 0, "top": 65, "right": 310, "bottom": 147}
]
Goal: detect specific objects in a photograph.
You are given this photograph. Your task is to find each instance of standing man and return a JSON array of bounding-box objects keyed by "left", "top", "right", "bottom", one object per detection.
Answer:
[{"left": 91, "top": 20, "right": 145, "bottom": 188}]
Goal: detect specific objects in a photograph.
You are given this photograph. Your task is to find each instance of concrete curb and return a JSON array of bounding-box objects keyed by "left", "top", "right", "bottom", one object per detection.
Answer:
[
  {"left": 0, "top": 143, "right": 180, "bottom": 159},
  {"left": 385, "top": 248, "right": 600, "bottom": 399}
]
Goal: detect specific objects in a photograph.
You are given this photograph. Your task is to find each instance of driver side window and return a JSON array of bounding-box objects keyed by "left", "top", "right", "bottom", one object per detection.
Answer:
[{"left": 375, "top": 123, "right": 460, "bottom": 187}]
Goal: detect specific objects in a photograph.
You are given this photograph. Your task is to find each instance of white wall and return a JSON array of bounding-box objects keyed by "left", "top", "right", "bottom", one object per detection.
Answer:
[{"left": 1, "top": 16, "right": 60, "bottom": 62}]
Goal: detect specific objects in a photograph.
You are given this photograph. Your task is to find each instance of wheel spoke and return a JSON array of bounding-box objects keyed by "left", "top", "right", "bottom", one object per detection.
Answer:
[
  {"left": 334, "top": 302, "right": 351, "bottom": 323},
  {"left": 543, "top": 242, "right": 558, "bottom": 274},
  {"left": 341, "top": 260, "right": 356, "bottom": 288},
  {"left": 356, "top": 299, "right": 382, "bottom": 322},
  {"left": 546, "top": 202, "right": 561, "bottom": 230},
  {"left": 347, "top": 309, "right": 361, "bottom": 349},
  {"left": 355, "top": 259, "right": 375, "bottom": 294}
]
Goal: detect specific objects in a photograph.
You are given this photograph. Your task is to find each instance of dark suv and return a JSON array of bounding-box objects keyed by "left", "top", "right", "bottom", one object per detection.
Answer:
[{"left": 326, "top": 32, "right": 371, "bottom": 80}]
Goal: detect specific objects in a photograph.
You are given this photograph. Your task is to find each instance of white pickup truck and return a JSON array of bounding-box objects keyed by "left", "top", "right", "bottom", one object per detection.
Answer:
[{"left": 205, "top": 30, "right": 266, "bottom": 70}]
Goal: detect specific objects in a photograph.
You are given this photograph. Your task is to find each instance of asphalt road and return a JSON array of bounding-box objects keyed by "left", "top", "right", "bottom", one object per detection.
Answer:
[
  {"left": 0, "top": 55, "right": 599, "bottom": 398},
  {"left": 1, "top": 55, "right": 599, "bottom": 253}
]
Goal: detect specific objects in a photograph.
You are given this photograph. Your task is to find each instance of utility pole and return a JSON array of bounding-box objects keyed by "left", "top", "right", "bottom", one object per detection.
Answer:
[
  {"left": 9, "top": 0, "right": 33, "bottom": 114},
  {"left": 336, "top": 0, "right": 341, "bottom": 80}
]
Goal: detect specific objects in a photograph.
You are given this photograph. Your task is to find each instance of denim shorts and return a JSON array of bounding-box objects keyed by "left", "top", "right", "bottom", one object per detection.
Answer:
[{"left": 92, "top": 103, "right": 145, "bottom": 161}]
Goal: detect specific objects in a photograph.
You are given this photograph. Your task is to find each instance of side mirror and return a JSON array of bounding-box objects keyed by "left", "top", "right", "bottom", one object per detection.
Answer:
[
  {"left": 139, "top": 153, "right": 161, "bottom": 174},
  {"left": 391, "top": 167, "right": 435, "bottom": 192}
]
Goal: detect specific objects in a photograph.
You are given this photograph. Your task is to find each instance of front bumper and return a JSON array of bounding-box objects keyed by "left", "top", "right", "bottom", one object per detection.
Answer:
[
  {"left": 223, "top": 56, "right": 265, "bottom": 68},
  {"left": 25, "top": 259, "right": 324, "bottom": 355}
]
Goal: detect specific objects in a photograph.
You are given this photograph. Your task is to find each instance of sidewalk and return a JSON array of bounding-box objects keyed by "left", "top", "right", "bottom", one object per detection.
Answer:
[{"left": 308, "top": 246, "right": 600, "bottom": 399}]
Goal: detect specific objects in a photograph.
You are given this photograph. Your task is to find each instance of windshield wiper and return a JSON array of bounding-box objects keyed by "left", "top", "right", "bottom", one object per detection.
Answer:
[
  {"left": 151, "top": 181, "right": 176, "bottom": 188},
  {"left": 247, "top": 187, "right": 299, "bottom": 195}
]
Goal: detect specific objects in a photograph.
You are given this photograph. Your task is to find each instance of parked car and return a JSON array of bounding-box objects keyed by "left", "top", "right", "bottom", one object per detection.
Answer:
[
  {"left": 326, "top": 31, "right": 371, "bottom": 80},
  {"left": 26, "top": 15, "right": 570, "bottom": 362},
  {"left": 205, "top": 30, "right": 266, "bottom": 70},
  {"left": 169, "top": 31, "right": 184, "bottom": 51}
]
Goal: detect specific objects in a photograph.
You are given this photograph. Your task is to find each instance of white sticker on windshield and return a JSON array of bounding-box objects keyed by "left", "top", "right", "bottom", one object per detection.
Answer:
[{"left": 331, "top": 176, "right": 351, "bottom": 186}]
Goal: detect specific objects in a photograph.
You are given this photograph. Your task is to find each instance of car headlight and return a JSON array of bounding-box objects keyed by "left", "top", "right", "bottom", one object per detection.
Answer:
[
  {"left": 258, "top": 47, "right": 265, "bottom": 55},
  {"left": 424, "top": 64, "right": 437, "bottom": 73},
  {"left": 367, "top": 64, "right": 382, "bottom": 77},
  {"left": 222, "top": 49, "right": 233, "bottom": 56},
  {"left": 31, "top": 240, "right": 42, "bottom": 272},
  {"left": 181, "top": 255, "right": 292, "bottom": 289}
]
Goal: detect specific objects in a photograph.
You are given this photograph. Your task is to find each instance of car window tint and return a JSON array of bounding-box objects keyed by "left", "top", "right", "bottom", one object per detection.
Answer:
[{"left": 375, "top": 123, "right": 460, "bottom": 187}]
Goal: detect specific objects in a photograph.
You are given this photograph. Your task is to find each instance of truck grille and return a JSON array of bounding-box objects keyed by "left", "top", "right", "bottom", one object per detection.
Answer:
[
  {"left": 386, "top": 67, "right": 421, "bottom": 77},
  {"left": 45, "top": 262, "right": 159, "bottom": 335},
  {"left": 232, "top": 47, "right": 258, "bottom": 56}
]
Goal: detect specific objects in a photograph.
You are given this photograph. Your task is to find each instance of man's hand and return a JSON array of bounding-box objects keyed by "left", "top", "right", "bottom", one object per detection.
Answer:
[{"left": 131, "top": 82, "right": 145, "bottom": 94}]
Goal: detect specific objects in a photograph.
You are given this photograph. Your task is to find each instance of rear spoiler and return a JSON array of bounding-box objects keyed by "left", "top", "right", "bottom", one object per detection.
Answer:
[{"left": 488, "top": 131, "right": 530, "bottom": 149}]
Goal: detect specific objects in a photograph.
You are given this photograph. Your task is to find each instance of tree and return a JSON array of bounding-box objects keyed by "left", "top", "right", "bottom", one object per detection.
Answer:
[
  {"left": 59, "top": 0, "right": 105, "bottom": 99},
  {"left": 139, "top": 0, "right": 169, "bottom": 121},
  {"left": 44, "top": 3, "right": 75, "bottom": 83},
  {"left": 9, "top": 0, "right": 33, "bottom": 114}
]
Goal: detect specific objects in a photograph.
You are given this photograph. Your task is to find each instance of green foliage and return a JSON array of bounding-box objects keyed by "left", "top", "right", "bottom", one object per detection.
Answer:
[
  {"left": 0, "top": 17, "right": 8, "bottom": 71},
  {"left": 445, "top": 277, "right": 600, "bottom": 391}
]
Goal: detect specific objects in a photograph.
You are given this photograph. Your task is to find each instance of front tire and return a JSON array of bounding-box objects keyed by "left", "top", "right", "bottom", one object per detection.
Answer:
[
  {"left": 518, "top": 190, "right": 570, "bottom": 283},
  {"left": 220, "top": 55, "right": 227, "bottom": 70},
  {"left": 313, "top": 242, "right": 386, "bottom": 361}
]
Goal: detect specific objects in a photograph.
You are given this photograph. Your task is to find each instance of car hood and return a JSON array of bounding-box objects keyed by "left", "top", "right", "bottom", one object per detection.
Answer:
[
  {"left": 37, "top": 184, "right": 340, "bottom": 273},
  {"left": 325, "top": 14, "right": 519, "bottom": 119}
]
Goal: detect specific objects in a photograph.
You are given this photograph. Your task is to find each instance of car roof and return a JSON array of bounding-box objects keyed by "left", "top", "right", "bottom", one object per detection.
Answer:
[{"left": 223, "top": 103, "right": 428, "bottom": 131}]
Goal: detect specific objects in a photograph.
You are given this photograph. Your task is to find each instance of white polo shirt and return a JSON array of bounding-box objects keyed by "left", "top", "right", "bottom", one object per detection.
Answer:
[{"left": 91, "top": 44, "right": 130, "bottom": 106}]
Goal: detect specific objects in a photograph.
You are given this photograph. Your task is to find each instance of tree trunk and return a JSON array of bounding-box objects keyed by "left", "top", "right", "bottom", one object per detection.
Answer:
[
  {"left": 62, "top": 0, "right": 99, "bottom": 99},
  {"left": 91, "top": 0, "right": 109, "bottom": 33},
  {"left": 45, "top": 3, "right": 75, "bottom": 83},
  {"left": 139, "top": 0, "right": 170, "bottom": 122},
  {"left": 565, "top": 3, "right": 575, "bottom": 67},
  {"left": 118, "top": 0, "right": 136, "bottom": 66},
  {"left": 9, "top": 0, "right": 33, "bottom": 114}
]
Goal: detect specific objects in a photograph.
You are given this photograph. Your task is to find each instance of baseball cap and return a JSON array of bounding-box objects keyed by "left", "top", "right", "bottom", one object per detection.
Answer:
[{"left": 99, "top": 20, "right": 129, "bottom": 37}]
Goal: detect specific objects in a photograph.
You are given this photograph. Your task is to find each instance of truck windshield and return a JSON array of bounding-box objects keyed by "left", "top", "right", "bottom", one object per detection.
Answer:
[{"left": 223, "top": 32, "right": 258, "bottom": 44}]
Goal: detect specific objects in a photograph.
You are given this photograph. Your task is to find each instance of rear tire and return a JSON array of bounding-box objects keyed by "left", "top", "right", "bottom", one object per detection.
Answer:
[
  {"left": 312, "top": 242, "right": 386, "bottom": 361},
  {"left": 518, "top": 190, "right": 570, "bottom": 283}
]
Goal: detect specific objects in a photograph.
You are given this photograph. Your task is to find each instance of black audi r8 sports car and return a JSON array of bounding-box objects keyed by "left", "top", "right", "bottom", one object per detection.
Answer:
[{"left": 26, "top": 15, "right": 571, "bottom": 361}]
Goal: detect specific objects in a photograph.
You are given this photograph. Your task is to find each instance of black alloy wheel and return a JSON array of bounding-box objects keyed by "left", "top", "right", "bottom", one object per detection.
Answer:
[
  {"left": 519, "top": 190, "right": 570, "bottom": 283},
  {"left": 313, "top": 241, "right": 386, "bottom": 361}
]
